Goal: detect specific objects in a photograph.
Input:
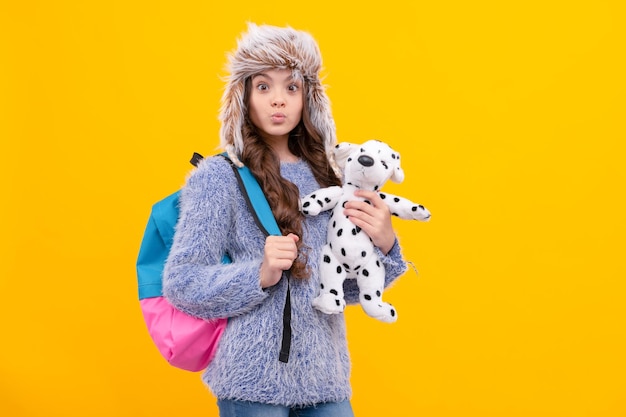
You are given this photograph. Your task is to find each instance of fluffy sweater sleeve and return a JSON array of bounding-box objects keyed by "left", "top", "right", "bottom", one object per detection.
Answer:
[{"left": 162, "top": 156, "right": 268, "bottom": 319}]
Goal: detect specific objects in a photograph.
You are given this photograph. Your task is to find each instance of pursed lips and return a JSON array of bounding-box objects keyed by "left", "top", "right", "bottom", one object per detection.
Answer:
[{"left": 271, "top": 113, "right": 286, "bottom": 123}]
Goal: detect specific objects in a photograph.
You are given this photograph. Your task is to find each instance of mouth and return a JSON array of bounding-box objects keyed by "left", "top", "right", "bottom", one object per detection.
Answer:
[{"left": 271, "top": 113, "right": 286, "bottom": 123}]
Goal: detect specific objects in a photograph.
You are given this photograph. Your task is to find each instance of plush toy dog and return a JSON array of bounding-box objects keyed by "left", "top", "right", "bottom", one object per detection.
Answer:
[{"left": 300, "top": 139, "right": 431, "bottom": 323}]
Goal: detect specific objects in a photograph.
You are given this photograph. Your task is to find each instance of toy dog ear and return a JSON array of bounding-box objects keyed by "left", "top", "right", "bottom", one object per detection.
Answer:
[
  {"left": 391, "top": 165, "right": 405, "bottom": 183},
  {"left": 333, "top": 142, "right": 358, "bottom": 170}
]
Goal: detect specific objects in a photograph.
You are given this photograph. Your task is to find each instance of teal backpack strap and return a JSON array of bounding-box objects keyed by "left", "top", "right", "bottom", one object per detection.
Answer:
[{"left": 219, "top": 152, "right": 280, "bottom": 237}]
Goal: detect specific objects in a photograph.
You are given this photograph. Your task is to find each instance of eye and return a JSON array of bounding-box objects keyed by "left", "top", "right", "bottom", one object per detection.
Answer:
[
  {"left": 288, "top": 83, "right": 300, "bottom": 92},
  {"left": 381, "top": 161, "right": 389, "bottom": 169},
  {"left": 256, "top": 83, "right": 269, "bottom": 91}
]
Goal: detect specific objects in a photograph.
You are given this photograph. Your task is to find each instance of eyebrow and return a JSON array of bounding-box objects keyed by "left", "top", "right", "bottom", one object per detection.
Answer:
[{"left": 252, "top": 72, "right": 296, "bottom": 82}]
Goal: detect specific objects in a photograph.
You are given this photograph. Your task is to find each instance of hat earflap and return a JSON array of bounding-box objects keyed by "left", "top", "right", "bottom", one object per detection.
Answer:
[{"left": 219, "top": 77, "right": 246, "bottom": 167}]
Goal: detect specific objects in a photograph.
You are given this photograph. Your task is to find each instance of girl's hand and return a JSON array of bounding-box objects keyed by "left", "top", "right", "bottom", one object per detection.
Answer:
[
  {"left": 343, "top": 190, "right": 396, "bottom": 255},
  {"left": 259, "top": 233, "right": 299, "bottom": 288}
]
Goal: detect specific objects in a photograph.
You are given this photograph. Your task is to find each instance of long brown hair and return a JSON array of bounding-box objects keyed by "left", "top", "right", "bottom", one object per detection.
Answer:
[{"left": 240, "top": 78, "right": 341, "bottom": 278}]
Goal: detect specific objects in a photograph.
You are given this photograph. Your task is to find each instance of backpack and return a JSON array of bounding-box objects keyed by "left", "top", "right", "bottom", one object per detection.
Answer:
[{"left": 136, "top": 152, "right": 284, "bottom": 371}]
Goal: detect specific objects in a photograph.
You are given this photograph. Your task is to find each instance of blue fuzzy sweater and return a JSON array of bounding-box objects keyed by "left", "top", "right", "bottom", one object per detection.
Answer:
[{"left": 162, "top": 155, "right": 408, "bottom": 406}]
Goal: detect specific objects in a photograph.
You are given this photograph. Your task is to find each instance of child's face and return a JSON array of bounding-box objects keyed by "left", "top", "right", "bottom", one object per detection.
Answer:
[{"left": 248, "top": 68, "right": 303, "bottom": 142}]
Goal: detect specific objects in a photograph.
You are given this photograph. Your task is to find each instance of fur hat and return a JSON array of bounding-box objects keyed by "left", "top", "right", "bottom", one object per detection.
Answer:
[{"left": 219, "top": 23, "right": 338, "bottom": 174}]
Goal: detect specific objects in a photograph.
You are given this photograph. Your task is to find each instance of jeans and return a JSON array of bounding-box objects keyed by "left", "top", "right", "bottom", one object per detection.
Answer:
[{"left": 217, "top": 399, "right": 355, "bottom": 417}]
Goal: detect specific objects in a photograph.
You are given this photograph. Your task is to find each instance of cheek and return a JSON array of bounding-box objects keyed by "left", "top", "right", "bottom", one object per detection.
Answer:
[{"left": 293, "top": 98, "right": 304, "bottom": 119}]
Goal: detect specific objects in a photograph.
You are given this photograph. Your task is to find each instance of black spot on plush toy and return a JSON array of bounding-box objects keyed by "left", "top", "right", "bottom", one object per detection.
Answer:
[{"left": 301, "top": 139, "right": 431, "bottom": 323}]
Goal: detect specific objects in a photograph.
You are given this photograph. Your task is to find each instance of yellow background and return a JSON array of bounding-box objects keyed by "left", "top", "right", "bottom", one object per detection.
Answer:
[{"left": 1, "top": 1, "right": 625, "bottom": 416}]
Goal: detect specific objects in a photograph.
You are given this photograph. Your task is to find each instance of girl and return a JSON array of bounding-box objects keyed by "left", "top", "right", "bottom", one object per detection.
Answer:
[{"left": 163, "top": 23, "right": 408, "bottom": 416}]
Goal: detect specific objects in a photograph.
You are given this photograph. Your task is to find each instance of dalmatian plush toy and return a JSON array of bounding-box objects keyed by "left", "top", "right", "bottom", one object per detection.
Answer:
[{"left": 300, "top": 139, "right": 431, "bottom": 323}]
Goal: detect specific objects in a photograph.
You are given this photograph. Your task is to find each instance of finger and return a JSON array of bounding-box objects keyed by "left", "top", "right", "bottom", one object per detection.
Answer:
[
  {"left": 265, "top": 237, "right": 298, "bottom": 260},
  {"left": 266, "top": 246, "right": 297, "bottom": 261},
  {"left": 353, "top": 189, "right": 385, "bottom": 207},
  {"left": 347, "top": 212, "right": 379, "bottom": 234},
  {"left": 343, "top": 201, "right": 375, "bottom": 218},
  {"left": 344, "top": 200, "right": 388, "bottom": 223},
  {"left": 345, "top": 195, "right": 386, "bottom": 216},
  {"left": 266, "top": 235, "right": 298, "bottom": 249},
  {"left": 343, "top": 207, "right": 374, "bottom": 226}
]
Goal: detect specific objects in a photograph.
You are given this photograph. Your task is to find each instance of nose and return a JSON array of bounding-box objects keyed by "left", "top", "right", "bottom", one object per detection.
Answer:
[
  {"left": 357, "top": 155, "right": 374, "bottom": 167},
  {"left": 272, "top": 94, "right": 286, "bottom": 107}
]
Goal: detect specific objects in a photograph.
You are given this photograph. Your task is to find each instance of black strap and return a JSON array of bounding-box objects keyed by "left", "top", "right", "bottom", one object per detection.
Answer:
[
  {"left": 193, "top": 152, "right": 293, "bottom": 363},
  {"left": 190, "top": 152, "right": 204, "bottom": 167},
  {"left": 278, "top": 275, "right": 292, "bottom": 363}
]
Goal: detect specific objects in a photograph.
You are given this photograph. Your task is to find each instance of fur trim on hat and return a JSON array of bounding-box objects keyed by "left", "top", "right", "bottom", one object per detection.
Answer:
[{"left": 219, "top": 23, "right": 339, "bottom": 174}]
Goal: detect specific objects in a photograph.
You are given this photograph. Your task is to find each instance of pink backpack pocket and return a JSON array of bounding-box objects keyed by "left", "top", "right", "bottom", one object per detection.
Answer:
[{"left": 140, "top": 297, "right": 227, "bottom": 372}]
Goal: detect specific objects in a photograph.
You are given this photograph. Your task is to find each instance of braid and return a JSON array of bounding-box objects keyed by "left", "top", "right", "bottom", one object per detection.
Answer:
[{"left": 240, "top": 80, "right": 340, "bottom": 279}]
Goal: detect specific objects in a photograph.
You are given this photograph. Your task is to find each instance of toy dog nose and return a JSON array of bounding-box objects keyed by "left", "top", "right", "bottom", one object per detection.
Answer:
[{"left": 357, "top": 155, "right": 374, "bottom": 167}]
